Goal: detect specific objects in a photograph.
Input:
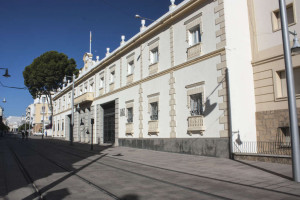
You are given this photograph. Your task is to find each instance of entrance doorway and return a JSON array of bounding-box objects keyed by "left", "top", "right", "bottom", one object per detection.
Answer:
[{"left": 102, "top": 101, "right": 115, "bottom": 144}]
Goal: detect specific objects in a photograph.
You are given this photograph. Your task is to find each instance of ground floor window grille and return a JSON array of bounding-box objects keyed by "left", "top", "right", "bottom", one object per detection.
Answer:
[
  {"left": 150, "top": 102, "right": 158, "bottom": 120},
  {"left": 190, "top": 93, "right": 203, "bottom": 116},
  {"left": 127, "top": 107, "right": 133, "bottom": 123}
]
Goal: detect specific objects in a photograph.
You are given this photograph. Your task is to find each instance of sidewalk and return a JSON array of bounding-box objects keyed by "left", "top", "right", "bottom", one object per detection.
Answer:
[{"left": 45, "top": 137, "right": 300, "bottom": 197}]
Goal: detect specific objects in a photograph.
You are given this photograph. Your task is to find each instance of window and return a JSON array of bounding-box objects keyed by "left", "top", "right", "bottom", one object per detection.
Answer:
[
  {"left": 190, "top": 93, "right": 203, "bottom": 116},
  {"left": 277, "top": 68, "right": 300, "bottom": 98},
  {"left": 110, "top": 71, "right": 115, "bottom": 83},
  {"left": 272, "top": 4, "right": 295, "bottom": 31},
  {"left": 89, "top": 82, "right": 94, "bottom": 92},
  {"left": 62, "top": 120, "right": 64, "bottom": 131},
  {"left": 150, "top": 48, "right": 159, "bottom": 64},
  {"left": 79, "top": 86, "right": 83, "bottom": 95},
  {"left": 42, "top": 106, "right": 45, "bottom": 113},
  {"left": 127, "top": 107, "right": 133, "bottom": 123},
  {"left": 127, "top": 61, "right": 134, "bottom": 75},
  {"left": 58, "top": 121, "right": 60, "bottom": 131},
  {"left": 150, "top": 102, "right": 158, "bottom": 120},
  {"left": 100, "top": 77, "right": 104, "bottom": 88},
  {"left": 84, "top": 83, "right": 88, "bottom": 93},
  {"left": 189, "top": 26, "right": 201, "bottom": 46}
]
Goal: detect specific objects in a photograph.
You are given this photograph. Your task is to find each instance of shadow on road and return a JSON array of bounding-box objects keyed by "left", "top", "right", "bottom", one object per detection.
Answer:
[{"left": 1, "top": 133, "right": 115, "bottom": 199}]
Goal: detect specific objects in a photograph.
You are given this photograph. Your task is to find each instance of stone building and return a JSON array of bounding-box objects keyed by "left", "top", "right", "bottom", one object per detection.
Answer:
[
  {"left": 52, "top": 0, "right": 256, "bottom": 158},
  {"left": 248, "top": 0, "right": 300, "bottom": 144}
]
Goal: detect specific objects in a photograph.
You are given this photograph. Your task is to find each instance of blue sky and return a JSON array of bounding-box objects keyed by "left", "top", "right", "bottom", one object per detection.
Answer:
[{"left": 0, "top": 0, "right": 184, "bottom": 117}]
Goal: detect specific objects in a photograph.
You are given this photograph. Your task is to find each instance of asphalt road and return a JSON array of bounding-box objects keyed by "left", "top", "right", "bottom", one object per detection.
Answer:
[{"left": 1, "top": 134, "right": 300, "bottom": 200}]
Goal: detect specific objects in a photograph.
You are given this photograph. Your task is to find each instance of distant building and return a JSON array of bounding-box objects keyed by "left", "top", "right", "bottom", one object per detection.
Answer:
[
  {"left": 5, "top": 116, "right": 23, "bottom": 132},
  {"left": 26, "top": 95, "right": 52, "bottom": 134}
]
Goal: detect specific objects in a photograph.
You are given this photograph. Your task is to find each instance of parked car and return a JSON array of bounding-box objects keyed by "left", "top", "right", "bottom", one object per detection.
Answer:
[{"left": 33, "top": 132, "right": 43, "bottom": 136}]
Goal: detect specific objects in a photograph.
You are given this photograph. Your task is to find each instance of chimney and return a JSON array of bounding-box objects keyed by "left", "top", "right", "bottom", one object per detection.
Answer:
[
  {"left": 106, "top": 48, "right": 110, "bottom": 57},
  {"left": 96, "top": 56, "right": 99, "bottom": 61},
  {"left": 140, "top": 20, "right": 146, "bottom": 32},
  {"left": 169, "top": 0, "right": 176, "bottom": 11},
  {"left": 120, "top": 35, "right": 125, "bottom": 46}
]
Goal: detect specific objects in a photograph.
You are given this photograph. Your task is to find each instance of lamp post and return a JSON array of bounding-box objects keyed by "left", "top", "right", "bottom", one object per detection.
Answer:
[
  {"left": 0, "top": 68, "right": 10, "bottom": 78},
  {"left": 63, "top": 74, "right": 76, "bottom": 146},
  {"left": 279, "top": 0, "right": 300, "bottom": 182},
  {"left": 135, "top": 14, "right": 155, "bottom": 22}
]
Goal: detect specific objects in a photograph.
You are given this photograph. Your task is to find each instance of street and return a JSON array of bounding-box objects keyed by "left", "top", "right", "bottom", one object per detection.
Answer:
[{"left": 1, "top": 134, "right": 300, "bottom": 200}]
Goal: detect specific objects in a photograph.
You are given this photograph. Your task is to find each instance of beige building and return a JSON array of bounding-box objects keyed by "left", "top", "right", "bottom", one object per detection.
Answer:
[
  {"left": 248, "top": 0, "right": 300, "bottom": 144},
  {"left": 32, "top": 96, "right": 51, "bottom": 133}
]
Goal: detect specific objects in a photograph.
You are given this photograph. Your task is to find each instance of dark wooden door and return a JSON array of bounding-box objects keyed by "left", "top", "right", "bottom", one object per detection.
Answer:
[{"left": 103, "top": 107, "right": 115, "bottom": 143}]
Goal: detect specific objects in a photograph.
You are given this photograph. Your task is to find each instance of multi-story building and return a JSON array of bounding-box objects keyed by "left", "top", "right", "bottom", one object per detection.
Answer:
[
  {"left": 248, "top": 0, "right": 300, "bottom": 144},
  {"left": 5, "top": 116, "right": 23, "bottom": 132},
  {"left": 31, "top": 95, "right": 52, "bottom": 134},
  {"left": 52, "top": 0, "right": 256, "bottom": 158}
]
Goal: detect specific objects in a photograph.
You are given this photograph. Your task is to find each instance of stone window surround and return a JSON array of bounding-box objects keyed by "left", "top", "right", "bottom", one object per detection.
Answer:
[
  {"left": 99, "top": 71, "right": 104, "bottom": 88},
  {"left": 89, "top": 78, "right": 94, "bottom": 92},
  {"left": 185, "top": 81, "right": 205, "bottom": 110},
  {"left": 126, "top": 53, "right": 135, "bottom": 75},
  {"left": 125, "top": 100, "right": 134, "bottom": 117},
  {"left": 148, "top": 38, "right": 160, "bottom": 62},
  {"left": 147, "top": 93, "right": 160, "bottom": 114},
  {"left": 271, "top": 2, "right": 297, "bottom": 32},
  {"left": 148, "top": 38, "right": 160, "bottom": 75},
  {"left": 273, "top": 67, "right": 300, "bottom": 101},
  {"left": 184, "top": 13, "right": 203, "bottom": 45},
  {"left": 109, "top": 65, "right": 116, "bottom": 85}
]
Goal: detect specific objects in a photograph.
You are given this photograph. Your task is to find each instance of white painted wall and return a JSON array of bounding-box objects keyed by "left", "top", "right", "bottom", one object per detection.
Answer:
[
  {"left": 224, "top": 0, "right": 256, "bottom": 141},
  {"left": 175, "top": 56, "right": 223, "bottom": 138}
]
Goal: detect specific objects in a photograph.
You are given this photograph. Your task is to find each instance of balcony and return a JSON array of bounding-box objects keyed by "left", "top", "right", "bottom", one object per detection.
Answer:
[
  {"left": 126, "top": 123, "right": 133, "bottom": 135},
  {"left": 187, "top": 115, "right": 205, "bottom": 135},
  {"left": 187, "top": 43, "right": 201, "bottom": 60},
  {"left": 74, "top": 92, "right": 94, "bottom": 105},
  {"left": 148, "top": 120, "right": 159, "bottom": 135}
]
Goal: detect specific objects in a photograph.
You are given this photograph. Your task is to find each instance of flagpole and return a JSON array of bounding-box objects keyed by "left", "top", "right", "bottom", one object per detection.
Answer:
[{"left": 90, "top": 31, "right": 92, "bottom": 54}]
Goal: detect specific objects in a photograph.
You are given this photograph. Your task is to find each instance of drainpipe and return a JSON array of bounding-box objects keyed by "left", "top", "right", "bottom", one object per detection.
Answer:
[{"left": 226, "top": 68, "right": 234, "bottom": 159}]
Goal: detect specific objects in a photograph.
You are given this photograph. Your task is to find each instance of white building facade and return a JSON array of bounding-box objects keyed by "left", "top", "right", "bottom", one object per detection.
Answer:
[{"left": 52, "top": 0, "right": 256, "bottom": 158}]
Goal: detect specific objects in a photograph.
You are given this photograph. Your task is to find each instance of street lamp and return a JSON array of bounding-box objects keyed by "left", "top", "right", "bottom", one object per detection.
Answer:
[
  {"left": 135, "top": 14, "right": 155, "bottom": 22},
  {"left": 63, "top": 74, "right": 76, "bottom": 146},
  {"left": 290, "top": 31, "right": 300, "bottom": 53},
  {"left": 279, "top": 0, "right": 300, "bottom": 182},
  {"left": 0, "top": 68, "right": 11, "bottom": 78}
]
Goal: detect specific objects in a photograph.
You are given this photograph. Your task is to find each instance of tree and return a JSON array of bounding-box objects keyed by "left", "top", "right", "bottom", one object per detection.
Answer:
[
  {"left": 18, "top": 123, "right": 32, "bottom": 132},
  {"left": 23, "top": 51, "right": 78, "bottom": 126}
]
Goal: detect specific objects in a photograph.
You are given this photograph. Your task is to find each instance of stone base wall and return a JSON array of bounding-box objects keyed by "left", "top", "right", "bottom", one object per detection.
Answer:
[
  {"left": 256, "top": 109, "right": 300, "bottom": 142},
  {"left": 234, "top": 153, "right": 291, "bottom": 165},
  {"left": 118, "top": 138, "right": 230, "bottom": 158}
]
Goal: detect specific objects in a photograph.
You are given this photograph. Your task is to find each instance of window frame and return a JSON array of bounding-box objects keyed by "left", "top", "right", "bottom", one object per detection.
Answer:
[
  {"left": 150, "top": 102, "right": 159, "bottom": 120},
  {"left": 127, "top": 60, "right": 134, "bottom": 75},
  {"left": 127, "top": 107, "right": 133, "bottom": 123},
  {"left": 150, "top": 47, "right": 159, "bottom": 64},
  {"left": 271, "top": 3, "right": 297, "bottom": 32},
  {"left": 188, "top": 25, "right": 201, "bottom": 47}
]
